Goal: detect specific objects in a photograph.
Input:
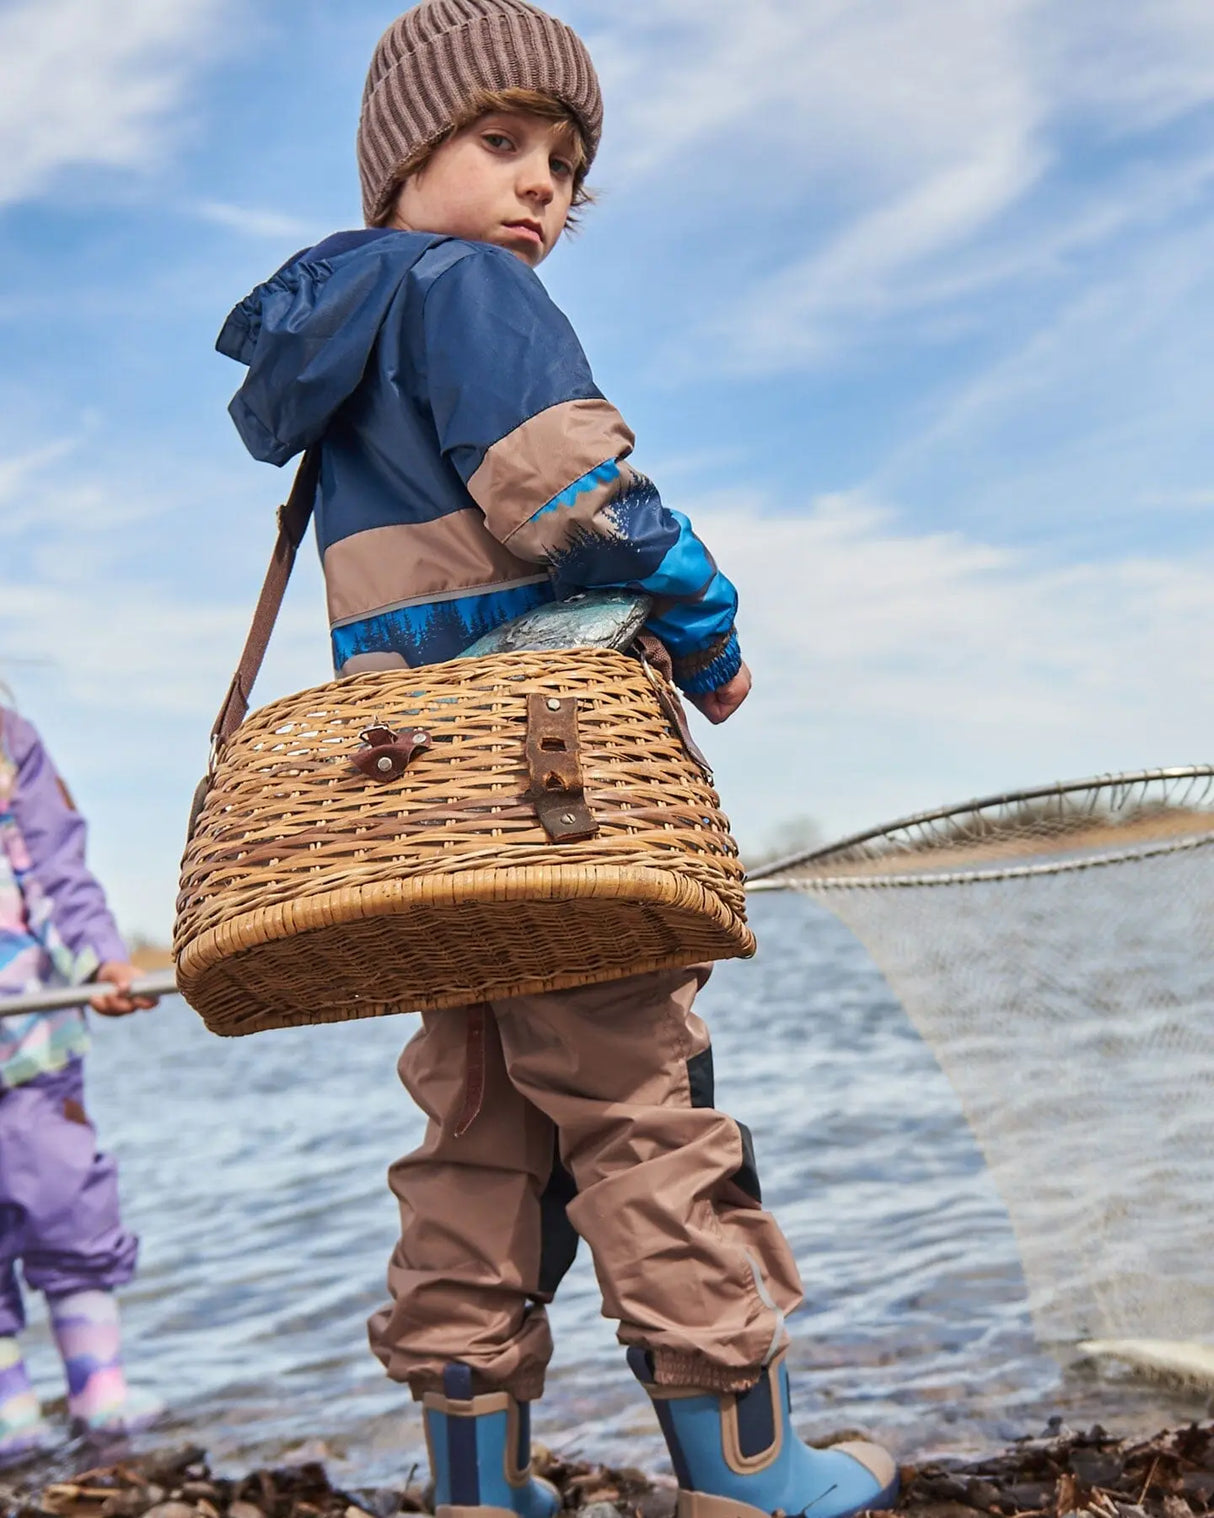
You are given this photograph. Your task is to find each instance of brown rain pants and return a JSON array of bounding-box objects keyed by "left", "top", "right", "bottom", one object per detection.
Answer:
[{"left": 367, "top": 965, "right": 805, "bottom": 1402}]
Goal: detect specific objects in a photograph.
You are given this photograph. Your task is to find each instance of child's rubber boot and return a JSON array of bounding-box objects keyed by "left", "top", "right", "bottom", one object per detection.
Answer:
[
  {"left": 628, "top": 1346, "right": 899, "bottom": 1518},
  {"left": 71, "top": 1384, "right": 165, "bottom": 1438},
  {"left": 422, "top": 1364, "right": 559, "bottom": 1518},
  {"left": 0, "top": 1340, "right": 52, "bottom": 1468},
  {"left": 46, "top": 1291, "right": 165, "bottom": 1437}
]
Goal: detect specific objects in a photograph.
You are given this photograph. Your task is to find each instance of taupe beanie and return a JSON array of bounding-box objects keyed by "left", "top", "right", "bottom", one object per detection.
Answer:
[{"left": 357, "top": 0, "right": 603, "bottom": 225}]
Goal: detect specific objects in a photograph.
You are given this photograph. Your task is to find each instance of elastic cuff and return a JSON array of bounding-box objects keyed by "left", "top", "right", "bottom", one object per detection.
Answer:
[
  {"left": 406, "top": 1366, "right": 546, "bottom": 1403},
  {"left": 650, "top": 1346, "right": 761, "bottom": 1394},
  {"left": 674, "top": 630, "right": 742, "bottom": 696}
]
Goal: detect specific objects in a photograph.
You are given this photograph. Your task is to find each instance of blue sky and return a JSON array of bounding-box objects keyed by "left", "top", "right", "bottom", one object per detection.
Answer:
[{"left": 2, "top": 0, "right": 1214, "bottom": 940}]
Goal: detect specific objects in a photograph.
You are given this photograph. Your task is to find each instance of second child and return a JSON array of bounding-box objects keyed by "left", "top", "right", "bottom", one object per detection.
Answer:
[{"left": 0, "top": 705, "right": 162, "bottom": 1462}]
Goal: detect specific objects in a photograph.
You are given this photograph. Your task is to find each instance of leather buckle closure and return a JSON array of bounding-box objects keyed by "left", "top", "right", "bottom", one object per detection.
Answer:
[
  {"left": 525, "top": 694, "right": 599, "bottom": 842},
  {"left": 351, "top": 723, "right": 433, "bottom": 783}
]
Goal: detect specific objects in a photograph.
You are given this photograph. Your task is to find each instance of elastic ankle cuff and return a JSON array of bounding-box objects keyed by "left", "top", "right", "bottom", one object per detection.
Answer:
[
  {"left": 423, "top": 1388, "right": 514, "bottom": 1417},
  {"left": 649, "top": 1349, "right": 762, "bottom": 1394},
  {"left": 408, "top": 1370, "right": 546, "bottom": 1404}
]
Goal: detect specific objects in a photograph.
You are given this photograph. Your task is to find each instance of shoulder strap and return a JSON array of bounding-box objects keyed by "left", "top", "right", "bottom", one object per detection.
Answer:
[{"left": 210, "top": 448, "right": 321, "bottom": 749}]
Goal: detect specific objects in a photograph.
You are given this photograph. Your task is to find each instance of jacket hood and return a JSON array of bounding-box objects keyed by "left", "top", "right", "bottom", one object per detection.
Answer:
[{"left": 217, "top": 227, "right": 449, "bottom": 467}]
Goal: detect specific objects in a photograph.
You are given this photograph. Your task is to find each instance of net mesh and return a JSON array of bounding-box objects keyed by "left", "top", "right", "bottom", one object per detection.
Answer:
[{"left": 750, "top": 768, "right": 1214, "bottom": 1348}]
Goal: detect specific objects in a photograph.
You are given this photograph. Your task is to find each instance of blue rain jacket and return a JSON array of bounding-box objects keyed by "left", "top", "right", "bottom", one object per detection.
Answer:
[{"left": 218, "top": 229, "right": 741, "bottom": 693}]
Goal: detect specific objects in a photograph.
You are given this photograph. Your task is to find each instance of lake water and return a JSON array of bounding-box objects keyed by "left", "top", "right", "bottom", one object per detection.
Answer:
[{"left": 16, "top": 892, "right": 1213, "bottom": 1487}]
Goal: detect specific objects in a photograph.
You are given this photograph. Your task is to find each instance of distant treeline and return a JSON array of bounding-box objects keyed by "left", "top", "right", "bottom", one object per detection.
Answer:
[{"left": 742, "top": 815, "right": 824, "bottom": 871}]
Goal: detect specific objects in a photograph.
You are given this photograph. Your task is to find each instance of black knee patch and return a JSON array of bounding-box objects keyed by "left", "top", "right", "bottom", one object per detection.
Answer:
[
  {"left": 733, "top": 1122, "right": 763, "bottom": 1204},
  {"left": 538, "top": 1147, "right": 579, "bottom": 1297},
  {"left": 688, "top": 1048, "right": 764, "bottom": 1205},
  {"left": 626, "top": 1344, "right": 656, "bottom": 1383},
  {"left": 686, "top": 1046, "right": 715, "bottom": 1109},
  {"left": 443, "top": 1362, "right": 475, "bottom": 1400}
]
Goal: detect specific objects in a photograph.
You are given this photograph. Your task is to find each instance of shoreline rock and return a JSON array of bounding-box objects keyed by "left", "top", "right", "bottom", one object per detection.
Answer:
[{"left": 3, "top": 1421, "right": 1211, "bottom": 1518}]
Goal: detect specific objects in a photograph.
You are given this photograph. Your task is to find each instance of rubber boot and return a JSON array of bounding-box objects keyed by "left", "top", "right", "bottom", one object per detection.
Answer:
[
  {"left": 629, "top": 1347, "right": 899, "bottom": 1518},
  {"left": 47, "top": 1291, "right": 164, "bottom": 1437},
  {"left": 0, "top": 1340, "right": 52, "bottom": 1469},
  {"left": 422, "top": 1364, "right": 560, "bottom": 1518},
  {"left": 0, "top": 1411, "right": 52, "bottom": 1470}
]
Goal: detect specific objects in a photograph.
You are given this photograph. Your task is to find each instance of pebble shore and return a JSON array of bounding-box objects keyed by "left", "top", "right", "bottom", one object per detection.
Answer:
[{"left": 2, "top": 1421, "right": 1212, "bottom": 1518}]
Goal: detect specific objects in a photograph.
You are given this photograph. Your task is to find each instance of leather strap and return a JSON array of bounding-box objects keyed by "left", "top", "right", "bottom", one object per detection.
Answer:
[
  {"left": 453, "top": 1004, "right": 489, "bottom": 1137},
  {"left": 633, "top": 631, "right": 713, "bottom": 779},
  {"left": 525, "top": 693, "right": 599, "bottom": 842},
  {"left": 210, "top": 448, "right": 321, "bottom": 749}
]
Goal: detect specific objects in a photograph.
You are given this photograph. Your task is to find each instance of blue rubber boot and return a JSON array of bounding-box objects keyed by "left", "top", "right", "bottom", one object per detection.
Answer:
[
  {"left": 629, "top": 1347, "right": 899, "bottom": 1518},
  {"left": 422, "top": 1365, "right": 560, "bottom": 1518}
]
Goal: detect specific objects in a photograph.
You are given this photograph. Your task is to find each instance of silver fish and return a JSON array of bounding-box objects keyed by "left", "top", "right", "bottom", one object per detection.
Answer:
[{"left": 459, "top": 590, "right": 652, "bottom": 658}]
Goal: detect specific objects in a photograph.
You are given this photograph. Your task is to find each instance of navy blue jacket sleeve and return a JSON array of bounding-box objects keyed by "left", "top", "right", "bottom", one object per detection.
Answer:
[{"left": 409, "top": 245, "right": 742, "bottom": 693}]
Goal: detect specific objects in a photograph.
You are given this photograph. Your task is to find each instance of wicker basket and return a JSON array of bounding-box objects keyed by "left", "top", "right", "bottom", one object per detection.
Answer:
[{"left": 174, "top": 647, "right": 754, "bottom": 1035}]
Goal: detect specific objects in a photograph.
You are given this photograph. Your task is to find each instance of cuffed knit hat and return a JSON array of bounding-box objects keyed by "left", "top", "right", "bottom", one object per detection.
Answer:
[{"left": 357, "top": 0, "right": 603, "bottom": 225}]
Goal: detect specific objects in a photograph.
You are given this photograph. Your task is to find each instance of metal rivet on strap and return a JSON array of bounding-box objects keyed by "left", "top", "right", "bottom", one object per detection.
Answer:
[
  {"left": 376, "top": 756, "right": 394, "bottom": 774},
  {"left": 547, "top": 698, "right": 561, "bottom": 711},
  {"left": 413, "top": 731, "right": 429, "bottom": 744}
]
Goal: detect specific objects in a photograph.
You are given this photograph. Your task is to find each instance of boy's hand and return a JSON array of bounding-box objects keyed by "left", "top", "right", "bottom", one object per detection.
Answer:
[
  {"left": 689, "top": 662, "right": 752, "bottom": 725},
  {"left": 89, "top": 962, "right": 160, "bottom": 1018}
]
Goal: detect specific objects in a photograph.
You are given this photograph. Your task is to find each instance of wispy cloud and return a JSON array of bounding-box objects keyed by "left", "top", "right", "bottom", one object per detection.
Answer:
[
  {"left": 689, "top": 492, "right": 1214, "bottom": 843},
  {"left": 194, "top": 200, "right": 314, "bottom": 242},
  {"left": 863, "top": 207, "right": 1214, "bottom": 537},
  {"left": 0, "top": 428, "right": 180, "bottom": 537},
  {"left": 578, "top": 0, "right": 1214, "bottom": 374},
  {"left": 1035, "top": 0, "right": 1214, "bottom": 132},
  {"left": 0, "top": 0, "right": 230, "bottom": 208},
  {"left": 583, "top": 0, "right": 1036, "bottom": 184},
  {"left": 720, "top": 135, "right": 1044, "bottom": 371},
  {"left": 1140, "top": 489, "right": 1214, "bottom": 511},
  {"left": 0, "top": 436, "right": 78, "bottom": 505},
  {"left": 0, "top": 436, "right": 328, "bottom": 938},
  {"left": 0, "top": 434, "right": 325, "bottom": 719}
]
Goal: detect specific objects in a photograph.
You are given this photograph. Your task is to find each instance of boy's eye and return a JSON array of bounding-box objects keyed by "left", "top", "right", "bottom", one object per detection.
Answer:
[
  {"left": 483, "top": 132, "right": 514, "bottom": 151},
  {"left": 551, "top": 157, "right": 573, "bottom": 179}
]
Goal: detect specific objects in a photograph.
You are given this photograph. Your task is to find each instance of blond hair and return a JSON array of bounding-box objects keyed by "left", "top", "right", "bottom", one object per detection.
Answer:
[{"left": 371, "top": 86, "right": 593, "bottom": 230}]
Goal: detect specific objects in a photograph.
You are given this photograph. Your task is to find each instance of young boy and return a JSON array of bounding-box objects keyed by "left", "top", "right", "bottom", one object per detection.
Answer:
[{"left": 219, "top": 4, "right": 897, "bottom": 1515}]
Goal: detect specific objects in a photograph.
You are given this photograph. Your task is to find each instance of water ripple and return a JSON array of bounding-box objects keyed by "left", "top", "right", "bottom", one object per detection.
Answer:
[{"left": 14, "top": 893, "right": 1207, "bottom": 1484}]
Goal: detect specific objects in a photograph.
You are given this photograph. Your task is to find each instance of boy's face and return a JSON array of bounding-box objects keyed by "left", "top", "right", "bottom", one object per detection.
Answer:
[{"left": 391, "top": 109, "right": 578, "bottom": 267}]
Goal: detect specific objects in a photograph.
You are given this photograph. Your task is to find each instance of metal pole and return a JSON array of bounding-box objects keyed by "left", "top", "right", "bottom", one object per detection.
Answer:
[{"left": 0, "top": 968, "right": 178, "bottom": 1019}]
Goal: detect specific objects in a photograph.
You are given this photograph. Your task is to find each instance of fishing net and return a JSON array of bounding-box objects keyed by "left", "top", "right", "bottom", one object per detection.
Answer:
[{"left": 749, "top": 768, "right": 1214, "bottom": 1352}]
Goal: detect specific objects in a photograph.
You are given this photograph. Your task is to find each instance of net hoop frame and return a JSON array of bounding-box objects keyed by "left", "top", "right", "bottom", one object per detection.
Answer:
[
  {"left": 748, "top": 829, "right": 1214, "bottom": 892},
  {"left": 747, "top": 764, "right": 1214, "bottom": 889}
]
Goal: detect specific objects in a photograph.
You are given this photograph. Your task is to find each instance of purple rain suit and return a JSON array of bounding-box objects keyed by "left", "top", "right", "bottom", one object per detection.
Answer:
[{"left": 0, "top": 712, "right": 138, "bottom": 1337}]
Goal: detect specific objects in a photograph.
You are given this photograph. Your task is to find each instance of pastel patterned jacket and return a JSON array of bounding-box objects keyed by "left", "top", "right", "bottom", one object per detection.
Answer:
[
  {"left": 218, "top": 230, "right": 741, "bottom": 695},
  {"left": 0, "top": 712, "right": 126, "bottom": 1088}
]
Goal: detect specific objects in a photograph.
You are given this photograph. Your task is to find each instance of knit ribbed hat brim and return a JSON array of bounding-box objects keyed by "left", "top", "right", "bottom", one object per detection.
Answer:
[{"left": 358, "top": 0, "right": 603, "bottom": 224}]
